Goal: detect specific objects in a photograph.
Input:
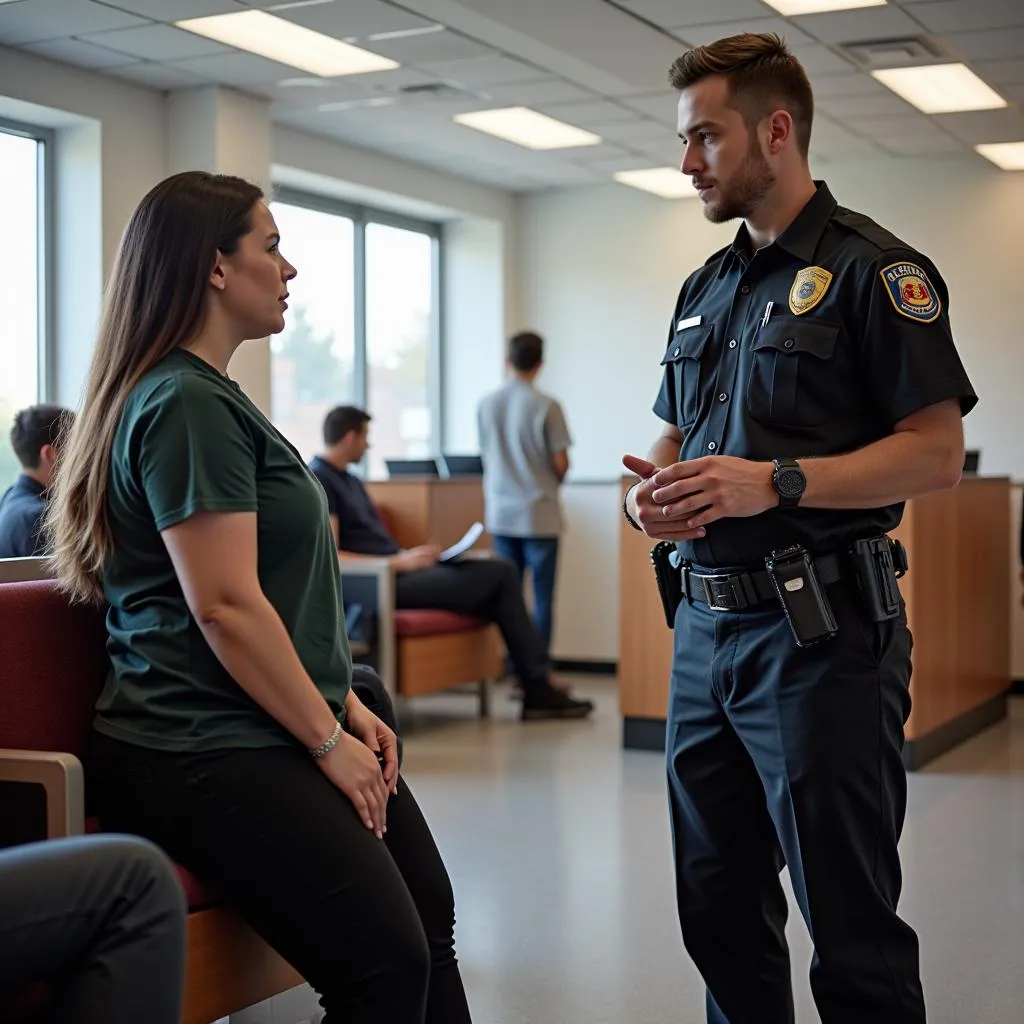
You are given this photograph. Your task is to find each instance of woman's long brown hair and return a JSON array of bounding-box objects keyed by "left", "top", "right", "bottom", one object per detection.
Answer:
[{"left": 46, "top": 171, "right": 264, "bottom": 604}]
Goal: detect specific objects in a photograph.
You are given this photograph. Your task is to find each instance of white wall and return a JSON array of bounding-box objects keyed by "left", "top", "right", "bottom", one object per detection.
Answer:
[
  {"left": 518, "top": 155, "right": 1024, "bottom": 674},
  {"left": 441, "top": 218, "right": 507, "bottom": 453}
]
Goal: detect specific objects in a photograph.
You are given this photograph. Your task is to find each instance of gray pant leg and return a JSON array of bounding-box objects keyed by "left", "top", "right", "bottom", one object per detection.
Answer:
[{"left": 0, "top": 834, "right": 186, "bottom": 1024}]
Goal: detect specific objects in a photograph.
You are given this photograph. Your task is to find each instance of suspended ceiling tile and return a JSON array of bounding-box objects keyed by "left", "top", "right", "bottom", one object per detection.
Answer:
[
  {"left": 0, "top": 0, "right": 149, "bottom": 45},
  {"left": 971, "top": 58, "right": 1024, "bottom": 85},
  {"left": 789, "top": 43, "right": 856, "bottom": 76},
  {"left": 618, "top": 89, "right": 678, "bottom": 122},
  {"left": 671, "top": 18, "right": 815, "bottom": 48},
  {"left": 876, "top": 134, "right": 969, "bottom": 155},
  {"left": 618, "top": 0, "right": 770, "bottom": 29},
  {"left": 23, "top": 36, "right": 140, "bottom": 69},
  {"left": 169, "top": 50, "right": 298, "bottom": 84},
  {"left": 360, "top": 29, "right": 495, "bottom": 65},
  {"left": 251, "top": 66, "right": 437, "bottom": 103},
  {"left": 791, "top": 5, "right": 922, "bottom": 44},
  {"left": 817, "top": 91, "right": 916, "bottom": 117},
  {"left": 485, "top": 78, "right": 596, "bottom": 106},
  {"left": 80, "top": 24, "right": 233, "bottom": 61},
  {"left": 586, "top": 154, "right": 668, "bottom": 173},
  {"left": 909, "top": 0, "right": 1024, "bottom": 34},
  {"left": 840, "top": 113, "right": 955, "bottom": 138},
  {"left": 271, "top": 0, "right": 438, "bottom": 40},
  {"left": 106, "top": 60, "right": 212, "bottom": 90},
  {"left": 95, "top": 0, "right": 243, "bottom": 19},
  {"left": 934, "top": 106, "right": 1024, "bottom": 143},
  {"left": 943, "top": 28, "right": 1024, "bottom": 61},
  {"left": 418, "top": 55, "right": 549, "bottom": 86},
  {"left": 809, "top": 71, "right": 890, "bottom": 99},
  {"left": 536, "top": 98, "right": 640, "bottom": 126},
  {"left": 594, "top": 119, "right": 678, "bottom": 144}
]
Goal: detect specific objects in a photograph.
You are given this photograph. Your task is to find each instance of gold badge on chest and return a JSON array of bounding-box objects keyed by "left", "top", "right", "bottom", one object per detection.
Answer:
[{"left": 788, "top": 266, "right": 833, "bottom": 315}]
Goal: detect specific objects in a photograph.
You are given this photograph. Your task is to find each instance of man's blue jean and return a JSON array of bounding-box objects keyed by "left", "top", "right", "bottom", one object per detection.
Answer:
[{"left": 491, "top": 536, "right": 560, "bottom": 659}]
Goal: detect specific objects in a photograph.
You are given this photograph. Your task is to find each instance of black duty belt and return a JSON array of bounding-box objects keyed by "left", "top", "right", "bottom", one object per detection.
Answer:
[{"left": 682, "top": 553, "right": 843, "bottom": 612}]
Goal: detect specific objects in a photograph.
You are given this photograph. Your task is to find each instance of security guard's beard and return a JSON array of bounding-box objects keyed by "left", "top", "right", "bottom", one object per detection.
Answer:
[{"left": 702, "top": 135, "right": 776, "bottom": 224}]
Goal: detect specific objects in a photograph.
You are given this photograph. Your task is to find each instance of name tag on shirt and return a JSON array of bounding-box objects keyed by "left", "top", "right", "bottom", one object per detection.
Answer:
[{"left": 676, "top": 315, "right": 703, "bottom": 331}]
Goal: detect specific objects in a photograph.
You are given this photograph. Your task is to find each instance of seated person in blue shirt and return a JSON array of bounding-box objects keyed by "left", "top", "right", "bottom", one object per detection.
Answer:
[
  {"left": 309, "top": 406, "right": 593, "bottom": 721},
  {"left": 0, "top": 404, "right": 74, "bottom": 558}
]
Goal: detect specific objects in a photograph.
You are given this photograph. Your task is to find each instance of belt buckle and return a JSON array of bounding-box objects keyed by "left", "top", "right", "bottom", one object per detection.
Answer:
[{"left": 701, "top": 573, "right": 745, "bottom": 612}]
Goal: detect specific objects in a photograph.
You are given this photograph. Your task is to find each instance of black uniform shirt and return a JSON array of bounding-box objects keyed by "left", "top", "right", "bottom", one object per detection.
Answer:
[{"left": 653, "top": 182, "right": 977, "bottom": 569}]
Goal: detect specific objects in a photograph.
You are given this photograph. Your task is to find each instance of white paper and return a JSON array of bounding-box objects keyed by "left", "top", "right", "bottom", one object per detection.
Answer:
[{"left": 438, "top": 522, "right": 485, "bottom": 563}]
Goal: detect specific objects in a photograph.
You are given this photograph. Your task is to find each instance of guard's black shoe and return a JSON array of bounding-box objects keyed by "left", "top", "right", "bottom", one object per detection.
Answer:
[{"left": 521, "top": 684, "right": 594, "bottom": 720}]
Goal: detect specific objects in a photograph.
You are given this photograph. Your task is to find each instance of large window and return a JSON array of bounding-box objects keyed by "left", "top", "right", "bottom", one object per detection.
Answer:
[
  {"left": 365, "top": 222, "right": 435, "bottom": 479},
  {"left": 269, "top": 202, "right": 356, "bottom": 461},
  {"left": 270, "top": 194, "right": 440, "bottom": 471},
  {"left": 0, "top": 124, "right": 47, "bottom": 488}
]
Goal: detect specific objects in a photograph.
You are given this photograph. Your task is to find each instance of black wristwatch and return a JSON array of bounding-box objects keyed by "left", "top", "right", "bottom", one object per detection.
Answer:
[{"left": 771, "top": 458, "right": 806, "bottom": 509}]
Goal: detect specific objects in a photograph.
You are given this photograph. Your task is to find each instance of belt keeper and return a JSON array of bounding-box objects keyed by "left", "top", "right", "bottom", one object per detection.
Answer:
[{"left": 681, "top": 561, "right": 694, "bottom": 605}]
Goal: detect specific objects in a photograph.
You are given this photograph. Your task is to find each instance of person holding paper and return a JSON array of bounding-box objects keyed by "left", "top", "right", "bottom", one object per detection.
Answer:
[{"left": 310, "top": 406, "right": 593, "bottom": 721}]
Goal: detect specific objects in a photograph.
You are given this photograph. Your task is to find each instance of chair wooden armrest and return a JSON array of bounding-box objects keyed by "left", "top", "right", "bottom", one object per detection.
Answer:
[
  {"left": 0, "top": 558, "right": 53, "bottom": 583},
  {"left": 0, "top": 749, "right": 84, "bottom": 838},
  {"left": 338, "top": 557, "right": 396, "bottom": 700}
]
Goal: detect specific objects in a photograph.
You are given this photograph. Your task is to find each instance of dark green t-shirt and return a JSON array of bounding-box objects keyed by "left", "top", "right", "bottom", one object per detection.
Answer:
[{"left": 95, "top": 348, "right": 351, "bottom": 752}]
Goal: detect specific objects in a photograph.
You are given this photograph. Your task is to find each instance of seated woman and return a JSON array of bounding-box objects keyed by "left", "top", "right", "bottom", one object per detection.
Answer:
[{"left": 47, "top": 171, "right": 471, "bottom": 1024}]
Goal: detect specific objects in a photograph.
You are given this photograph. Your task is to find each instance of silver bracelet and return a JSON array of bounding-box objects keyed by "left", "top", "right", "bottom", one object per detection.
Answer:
[{"left": 309, "top": 720, "right": 342, "bottom": 759}]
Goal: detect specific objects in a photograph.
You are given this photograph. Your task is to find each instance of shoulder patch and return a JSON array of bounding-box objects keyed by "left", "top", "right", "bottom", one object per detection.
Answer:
[
  {"left": 788, "top": 266, "right": 833, "bottom": 315},
  {"left": 879, "top": 261, "right": 941, "bottom": 323}
]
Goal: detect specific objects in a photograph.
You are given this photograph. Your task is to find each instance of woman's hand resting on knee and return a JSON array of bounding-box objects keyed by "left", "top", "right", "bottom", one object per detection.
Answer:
[{"left": 318, "top": 731, "right": 392, "bottom": 839}]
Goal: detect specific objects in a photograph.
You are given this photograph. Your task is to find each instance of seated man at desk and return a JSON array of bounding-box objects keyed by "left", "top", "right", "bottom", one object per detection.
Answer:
[
  {"left": 309, "top": 406, "right": 593, "bottom": 721},
  {"left": 0, "top": 404, "right": 74, "bottom": 558}
]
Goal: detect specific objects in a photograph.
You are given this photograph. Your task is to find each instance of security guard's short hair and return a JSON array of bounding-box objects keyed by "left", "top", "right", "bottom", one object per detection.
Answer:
[
  {"left": 508, "top": 332, "right": 543, "bottom": 372},
  {"left": 10, "top": 404, "right": 74, "bottom": 469},
  {"left": 668, "top": 33, "right": 814, "bottom": 158}
]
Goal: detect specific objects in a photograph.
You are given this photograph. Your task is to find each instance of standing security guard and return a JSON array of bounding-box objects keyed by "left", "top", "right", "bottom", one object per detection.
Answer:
[{"left": 623, "top": 34, "right": 976, "bottom": 1024}]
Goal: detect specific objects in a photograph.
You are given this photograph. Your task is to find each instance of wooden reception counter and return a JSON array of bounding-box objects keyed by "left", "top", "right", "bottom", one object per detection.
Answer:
[
  {"left": 619, "top": 476, "right": 1012, "bottom": 769},
  {"left": 364, "top": 477, "right": 487, "bottom": 551}
]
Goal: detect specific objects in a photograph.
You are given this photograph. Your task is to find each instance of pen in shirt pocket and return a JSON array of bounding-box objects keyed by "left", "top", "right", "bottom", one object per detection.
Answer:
[{"left": 760, "top": 300, "right": 774, "bottom": 329}]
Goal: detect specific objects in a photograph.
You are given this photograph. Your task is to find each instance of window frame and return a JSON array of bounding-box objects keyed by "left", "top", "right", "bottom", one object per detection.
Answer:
[
  {"left": 271, "top": 187, "right": 443, "bottom": 454},
  {"left": 0, "top": 116, "right": 55, "bottom": 403}
]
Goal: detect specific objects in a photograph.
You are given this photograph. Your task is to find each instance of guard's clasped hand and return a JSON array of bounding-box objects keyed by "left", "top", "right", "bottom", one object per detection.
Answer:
[{"left": 622, "top": 453, "right": 777, "bottom": 536}]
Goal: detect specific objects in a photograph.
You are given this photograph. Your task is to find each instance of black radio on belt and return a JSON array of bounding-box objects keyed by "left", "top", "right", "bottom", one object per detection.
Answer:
[{"left": 764, "top": 544, "right": 838, "bottom": 647}]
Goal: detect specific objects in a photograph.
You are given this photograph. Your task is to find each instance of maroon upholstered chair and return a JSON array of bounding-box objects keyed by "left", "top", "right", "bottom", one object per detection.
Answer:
[
  {"left": 0, "top": 578, "right": 301, "bottom": 1024},
  {"left": 339, "top": 505, "right": 503, "bottom": 715}
]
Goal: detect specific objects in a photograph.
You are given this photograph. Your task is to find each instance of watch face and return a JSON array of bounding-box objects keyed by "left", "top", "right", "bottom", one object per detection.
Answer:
[{"left": 777, "top": 467, "right": 805, "bottom": 497}]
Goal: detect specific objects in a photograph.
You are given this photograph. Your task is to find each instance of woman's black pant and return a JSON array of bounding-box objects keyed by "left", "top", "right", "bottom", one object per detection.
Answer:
[{"left": 86, "top": 732, "right": 471, "bottom": 1024}]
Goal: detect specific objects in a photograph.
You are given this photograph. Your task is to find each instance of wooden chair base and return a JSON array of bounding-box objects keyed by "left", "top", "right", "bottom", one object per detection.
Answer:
[
  {"left": 183, "top": 906, "right": 303, "bottom": 1024},
  {"left": 397, "top": 626, "right": 503, "bottom": 716}
]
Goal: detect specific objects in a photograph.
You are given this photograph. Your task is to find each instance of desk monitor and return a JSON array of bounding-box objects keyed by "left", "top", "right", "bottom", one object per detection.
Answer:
[
  {"left": 963, "top": 450, "right": 980, "bottom": 474},
  {"left": 440, "top": 454, "right": 483, "bottom": 477},
  {"left": 384, "top": 458, "right": 440, "bottom": 478}
]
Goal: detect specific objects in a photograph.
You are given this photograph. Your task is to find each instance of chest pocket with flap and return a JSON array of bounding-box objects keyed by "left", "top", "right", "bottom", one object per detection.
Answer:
[
  {"left": 661, "top": 323, "right": 713, "bottom": 428},
  {"left": 746, "top": 319, "right": 839, "bottom": 429}
]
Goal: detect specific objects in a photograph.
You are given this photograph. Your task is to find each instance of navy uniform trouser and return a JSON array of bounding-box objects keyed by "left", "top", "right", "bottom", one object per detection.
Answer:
[{"left": 667, "top": 571, "right": 925, "bottom": 1024}]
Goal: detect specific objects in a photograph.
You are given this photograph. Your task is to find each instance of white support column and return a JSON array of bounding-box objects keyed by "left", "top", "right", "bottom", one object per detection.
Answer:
[{"left": 166, "top": 86, "right": 274, "bottom": 415}]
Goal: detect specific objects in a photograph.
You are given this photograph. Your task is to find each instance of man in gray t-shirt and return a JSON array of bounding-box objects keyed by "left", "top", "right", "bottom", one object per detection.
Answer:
[{"left": 477, "top": 332, "right": 571, "bottom": 659}]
